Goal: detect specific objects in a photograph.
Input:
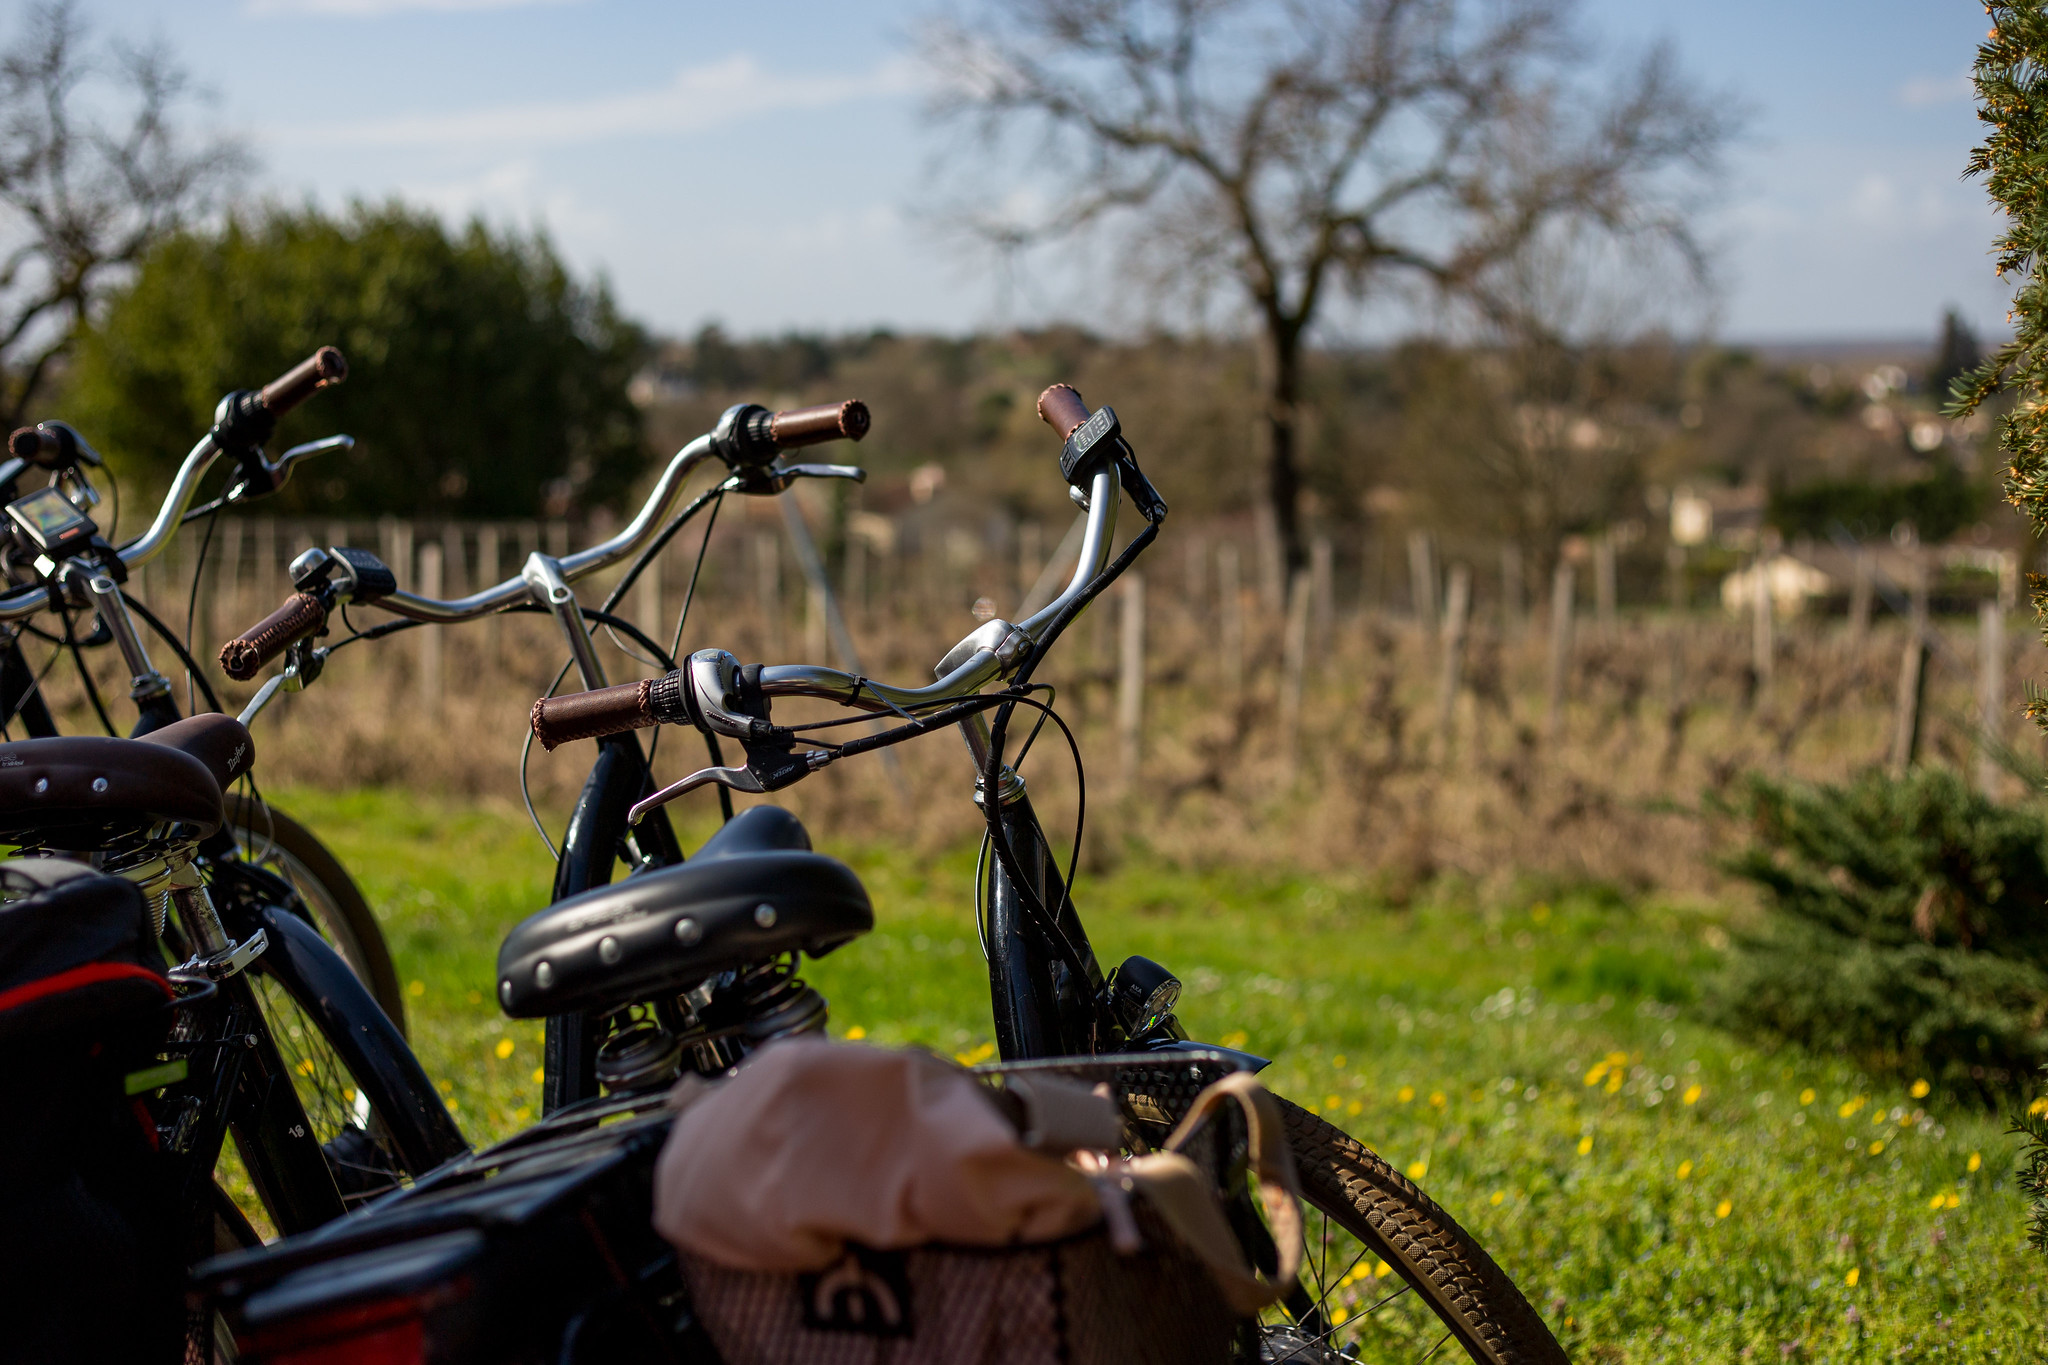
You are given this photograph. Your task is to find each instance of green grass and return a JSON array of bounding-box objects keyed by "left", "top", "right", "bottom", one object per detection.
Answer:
[{"left": 274, "top": 786, "right": 2048, "bottom": 1363}]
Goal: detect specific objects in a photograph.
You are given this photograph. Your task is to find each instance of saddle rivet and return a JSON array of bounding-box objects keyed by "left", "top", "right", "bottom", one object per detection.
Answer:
[
  {"left": 535, "top": 960, "right": 554, "bottom": 989},
  {"left": 754, "top": 903, "right": 777, "bottom": 928},
  {"left": 674, "top": 917, "right": 702, "bottom": 946},
  {"left": 91, "top": 777, "right": 108, "bottom": 793},
  {"left": 32, "top": 777, "right": 47, "bottom": 794},
  {"left": 598, "top": 935, "right": 621, "bottom": 964}
]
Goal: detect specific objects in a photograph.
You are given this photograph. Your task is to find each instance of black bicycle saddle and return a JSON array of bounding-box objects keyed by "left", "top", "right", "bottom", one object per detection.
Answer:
[
  {"left": 0, "top": 715, "right": 254, "bottom": 851},
  {"left": 495, "top": 806, "right": 873, "bottom": 1019}
]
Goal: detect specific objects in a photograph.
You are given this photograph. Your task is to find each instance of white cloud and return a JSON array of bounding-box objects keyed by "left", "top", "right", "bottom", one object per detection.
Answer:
[
  {"left": 245, "top": 0, "right": 586, "bottom": 15},
  {"left": 1897, "top": 73, "right": 1973, "bottom": 109},
  {"left": 269, "top": 53, "right": 921, "bottom": 150}
]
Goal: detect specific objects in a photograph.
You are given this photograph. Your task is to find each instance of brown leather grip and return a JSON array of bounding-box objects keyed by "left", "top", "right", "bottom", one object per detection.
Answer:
[
  {"left": 768, "top": 399, "right": 869, "bottom": 448},
  {"left": 531, "top": 679, "right": 657, "bottom": 751},
  {"left": 219, "top": 592, "right": 328, "bottom": 681},
  {"left": 259, "top": 346, "right": 349, "bottom": 418},
  {"left": 7, "top": 427, "right": 60, "bottom": 467},
  {"left": 1037, "top": 384, "right": 1090, "bottom": 440}
]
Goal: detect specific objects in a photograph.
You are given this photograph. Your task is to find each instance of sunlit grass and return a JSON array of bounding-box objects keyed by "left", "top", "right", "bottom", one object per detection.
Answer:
[{"left": 273, "top": 785, "right": 2047, "bottom": 1362}]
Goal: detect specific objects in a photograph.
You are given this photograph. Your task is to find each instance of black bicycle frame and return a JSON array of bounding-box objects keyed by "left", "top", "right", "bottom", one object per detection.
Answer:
[{"left": 543, "top": 731, "right": 683, "bottom": 1114}]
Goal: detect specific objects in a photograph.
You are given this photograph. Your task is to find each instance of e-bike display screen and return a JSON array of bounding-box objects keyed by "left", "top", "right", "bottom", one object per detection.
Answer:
[{"left": 4, "top": 485, "right": 96, "bottom": 559}]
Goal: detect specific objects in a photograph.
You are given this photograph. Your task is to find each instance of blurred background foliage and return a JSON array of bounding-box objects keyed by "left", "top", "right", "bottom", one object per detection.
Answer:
[{"left": 59, "top": 202, "right": 646, "bottom": 519}]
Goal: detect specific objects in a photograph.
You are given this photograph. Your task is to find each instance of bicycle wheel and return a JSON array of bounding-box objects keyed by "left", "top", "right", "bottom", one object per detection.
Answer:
[
  {"left": 223, "top": 792, "right": 406, "bottom": 1034},
  {"left": 1259, "top": 1097, "right": 1568, "bottom": 1365}
]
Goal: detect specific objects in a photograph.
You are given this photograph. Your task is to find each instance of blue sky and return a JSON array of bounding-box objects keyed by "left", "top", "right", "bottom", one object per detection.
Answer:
[{"left": 71, "top": 0, "right": 2007, "bottom": 345}]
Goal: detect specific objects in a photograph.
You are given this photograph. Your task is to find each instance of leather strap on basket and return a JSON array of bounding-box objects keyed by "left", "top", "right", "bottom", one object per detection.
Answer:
[{"left": 1125, "top": 1070, "right": 1303, "bottom": 1314}]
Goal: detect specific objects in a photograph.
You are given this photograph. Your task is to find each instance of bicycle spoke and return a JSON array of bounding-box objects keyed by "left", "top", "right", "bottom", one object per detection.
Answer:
[{"left": 1417, "top": 1329, "right": 1454, "bottom": 1362}]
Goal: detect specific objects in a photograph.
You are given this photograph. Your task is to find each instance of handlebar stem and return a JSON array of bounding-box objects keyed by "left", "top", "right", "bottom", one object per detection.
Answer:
[
  {"left": 80, "top": 572, "right": 171, "bottom": 704},
  {"left": 522, "top": 552, "right": 609, "bottom": 691}
]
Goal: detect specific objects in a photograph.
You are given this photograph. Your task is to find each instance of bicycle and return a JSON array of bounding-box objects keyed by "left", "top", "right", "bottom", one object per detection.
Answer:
[
  {"left": 0, "top": 351, "right": 466, "bottom": 1337},
  {"left": 510, "top": 384, "right": 1571, "bottom": 1365},
  {"left": 221, "top": 395, "right": 874, "bottom": 1112}
]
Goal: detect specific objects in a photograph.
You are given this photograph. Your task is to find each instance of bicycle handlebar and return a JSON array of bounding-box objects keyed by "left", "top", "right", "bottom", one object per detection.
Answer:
[
  {"left": 365, "top": 397, "right": 868, "bottom": 626},
  {"left": 529, "top": 382, "right": 1130, "bottom": 751}
]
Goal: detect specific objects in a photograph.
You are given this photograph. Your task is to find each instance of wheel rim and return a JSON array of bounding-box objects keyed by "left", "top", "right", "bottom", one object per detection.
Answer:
[{"left": 1257, "top": 1200, "right": 1464, "bottom": 1363}]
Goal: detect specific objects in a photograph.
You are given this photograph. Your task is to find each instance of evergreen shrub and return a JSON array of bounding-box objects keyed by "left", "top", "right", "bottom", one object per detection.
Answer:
[{"left": 1710, "top": 767, "right": 2048, "bottom": 1104}]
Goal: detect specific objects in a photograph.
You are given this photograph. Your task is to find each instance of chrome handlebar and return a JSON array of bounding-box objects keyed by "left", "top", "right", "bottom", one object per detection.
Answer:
[{"left": 0, "top": 432, "right": 355, "bottom": 623}]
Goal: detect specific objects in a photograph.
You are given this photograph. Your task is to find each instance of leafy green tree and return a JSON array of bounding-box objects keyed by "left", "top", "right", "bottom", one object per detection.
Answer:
[
  {"left": 1946, "top": 2, "right": 2048, "bottom": 1251},
  {"left": 62, "top": 202, "right": 647, "bottom": 518}
]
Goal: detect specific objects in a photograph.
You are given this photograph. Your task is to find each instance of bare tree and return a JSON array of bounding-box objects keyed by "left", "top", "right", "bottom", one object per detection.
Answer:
[
  {"left": 0, "top": 1, "right": 246, "bottom": 427},
  {"left": 926, "top": 0, "right": 1732, "bottom": 569}
]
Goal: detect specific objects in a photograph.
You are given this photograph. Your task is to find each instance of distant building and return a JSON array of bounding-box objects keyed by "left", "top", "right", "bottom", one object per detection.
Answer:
[
  {"left": 1720, "top": 553, "right": 1833, "bottom": 616},
  {"left": 1670, "top": 484, "right": 1767, "bottom": 549}
]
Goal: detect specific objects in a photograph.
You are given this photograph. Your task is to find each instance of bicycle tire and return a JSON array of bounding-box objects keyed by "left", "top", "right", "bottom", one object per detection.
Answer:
[
  {"left": 223, "top": 793, "right": 406, "bottom": 1035},
  {"left": 1269, "top": 1096, "right": 1568, "bottom": 1365}
]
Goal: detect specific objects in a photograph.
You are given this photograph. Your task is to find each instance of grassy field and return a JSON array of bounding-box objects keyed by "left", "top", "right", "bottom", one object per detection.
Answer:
[{"left": 274, "top": 785, "right": 2047, "bottom": 1364}]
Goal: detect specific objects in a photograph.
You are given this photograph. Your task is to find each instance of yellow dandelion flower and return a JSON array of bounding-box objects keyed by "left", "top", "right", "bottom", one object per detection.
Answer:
[
  {"left": 1910, "top": 1079, "right": 1931, "bottom": 1099},
  {"left": 1333, "top": 1055, "right": 1347, "bottom": 1069},
  {"left": 1944, "top": 1192, "right": 1960, "bottom": 1208},
  {"left": 494, "top": 1038, "right": 514, "bottom": 1060},
  {"left": 1682, "top": 1084, "right": 1702, "bottom": 1106},
  {"left": 445, "top": 1097, "right": 459, "bottom": 1112},
  {"left": 531, "top": 1067, "right": 545, "bottom": 1085},
  {"left": 1799, "top": 1089, "right": 1816, "bottom": 1106},
  {"left": 1838, "top": 1096, "right": 1865, "bottom": 1118},
  {"left": 954, "top": 1041, "right": 996, "bottom": 1066},
  {"left": 1845, "top": 1267, "right": 1859, "bottom": 1287},
  {"left": 1577, "top": 1134, "right": 1594, "bottom": 1155},
  {"left": 1584, "top": 1063, "right": 1609, "bottom": 1087},
  {"left": 1715, "top": 1199, "right": 1732, "bottom": 1219},
  {"left": 1429, "top": 1091, "right": 1446, "bottom": 1109},
  {"left": 408, "top": 980, "right": 425, "bottom": 997},
  {"left": 1347, "top": 1100, "right": 1363, "bottom": 1116},
  {"left": 1220, "top": 1030, "right": 1248, "bottom": 1048},
  {"left": 1676, "top": 1160, "right": 1693, "bottom": 1180},
  {"left": 1490, "top": 1190, "right": 1505, "bottom": 1206},
  {"left": 1968, "top": 1152, "right": 1982, "bottom": 1173},
  {"left": 437, "top": 1078, "right": 453, "bottom": 1094},
  {"left": 1374, "top": 1259, "right": 1393, "bottom": 1279},
  {"left": 514, "top": 1106, "right": 531, "bottom": 1122},
  {"left": 1406, "top": 1160, "right": 1428, "bottom": 1180},
  {"left": 1605, "top": 1072, "right": 1623, "bottom": 1095},
  {"left": 343, "top": 1088, "right": 356, "bottom": 1105},
  {"left": 296, "top": 1057, "right": 315, "bottom": 1077},
  {"left": 1397, "top": 1085, "right": 1416, "bottom": 1104},
  {"left": 1330, "top": 1306, "right": 1350, "bottom": 1327},
  {"left": 845, "top": 1026, "right": 867, "bottom": 1040},
  {"left": 1868, "top": 1140, "right": 1885, "bottom": 1155},
  {"left": 2029, "top": 1096, "right": 2048, "bottom": 1117}
]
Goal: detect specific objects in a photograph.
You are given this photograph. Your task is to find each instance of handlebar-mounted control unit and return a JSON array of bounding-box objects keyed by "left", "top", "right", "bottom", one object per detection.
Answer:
[
  {"left": 4, "top": 485, "right": 100, "bottom": 576},
  {"left": 1038, "top": 385, "right": 1167, "bottom": 525},
  {"left": 208, "top": 346, "right": 349, "bottom": 502},
  {"left": 218, "top": 545, "right": 397, "bottom": 683}
]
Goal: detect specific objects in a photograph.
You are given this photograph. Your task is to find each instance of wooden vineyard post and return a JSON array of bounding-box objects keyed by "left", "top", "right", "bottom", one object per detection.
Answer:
[
  {"left": 1408, "top": 530, "right": 1438, "bottom": 635},
  {"left": 1978, "top": 598, "right": 2006, "bottom": 796},
  {"left": 1435, "top": 564, "right": 1472, "bottom": 761},
  {"left": 1118, "top": 573, "right": 1146, "bottom": 786},
  {"left": 416, "top": 541, "right": 443, "bottom": 717},
  {"left": 477, "top": 525, "right": 502, "bottom": 662},
  {"left": 1751, "top": 554, "right": 1773, "bottom": 699},
  {"left": 1848, "top": 549, "right": 1873, "bottom": 642},
  {"left": 1310, "top": 535, "right": 1334, "bottom": 643},
  {"left": 1218, "top": 542, "right": 1245, "bottom": 697},
  {"left": 1500, "top": 543, "right": 1525, "bottom": 635},
  {"left": 1888, "top": 562, "right": 1930, "bottom": 777},
  {"left": 1545, "top": 563, "right": 1575, "bottom": 741},
  {"left": 1279, "top": 568, "right": 1311, "bottom": 779},
  {"left": 1594, "top": 536, "right": 1617, "bottom": 631},
  {"left": 637, "top": 547, "right": 664, "bottom": 662},
  {"left": 753, "top": 533, "right": 782, "bottom": 655}
]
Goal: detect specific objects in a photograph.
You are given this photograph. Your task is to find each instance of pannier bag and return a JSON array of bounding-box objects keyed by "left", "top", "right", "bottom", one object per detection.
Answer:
[
  {"left": 653, "top": 1039, "right": 1303, "bottom": 1365},
  {"left": 0, "top": 858, "right": 181, "bottom": 1365}
]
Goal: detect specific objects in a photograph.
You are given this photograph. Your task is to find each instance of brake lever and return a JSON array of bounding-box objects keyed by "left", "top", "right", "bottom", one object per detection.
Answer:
[
  {"left": 221, "top": 434, "right": 356, "bottom": 507},
  {"left": 236, "top": 640, "right": 327, "bottom": 727},
  {"left": 627, "top": 764, "right": 767, "bottom": 826},
  {"left": 720, "top": 461, "right": 868, "bottom": 496}
]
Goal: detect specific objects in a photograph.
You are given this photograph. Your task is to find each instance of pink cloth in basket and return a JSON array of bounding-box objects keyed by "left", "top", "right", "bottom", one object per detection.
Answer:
[{"left": 651, "top": 1039, "right": 1104, "bottom": 1272}]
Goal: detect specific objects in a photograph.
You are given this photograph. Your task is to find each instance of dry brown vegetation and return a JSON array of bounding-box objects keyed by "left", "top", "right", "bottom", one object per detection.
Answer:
[{"left": 28, "top": 511, "right": 2044, "bottom": 905}]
